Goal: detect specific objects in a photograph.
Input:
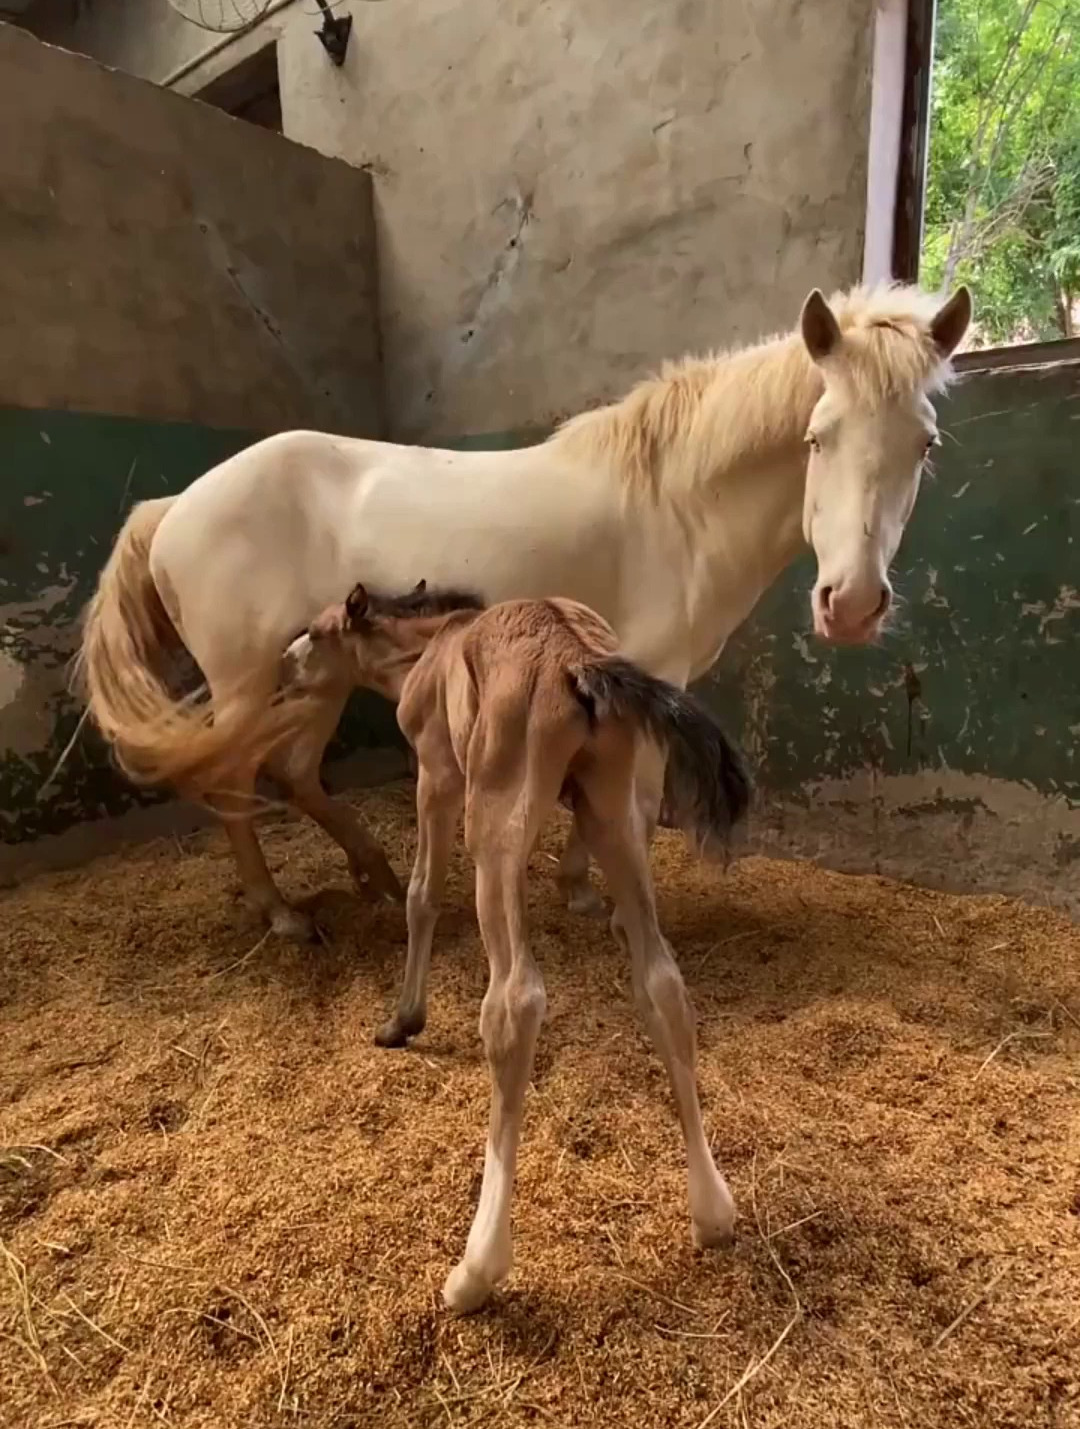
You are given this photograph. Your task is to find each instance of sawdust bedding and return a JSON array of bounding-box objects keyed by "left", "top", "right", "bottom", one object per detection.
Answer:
[{"left": 2, "top": 780, "right": 1078, "bottom": 1428}]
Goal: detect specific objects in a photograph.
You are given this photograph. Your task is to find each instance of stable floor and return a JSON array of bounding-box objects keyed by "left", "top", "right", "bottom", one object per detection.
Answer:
[{"left": 2, "top": 783, "right": 1078, "bottom": 1428}]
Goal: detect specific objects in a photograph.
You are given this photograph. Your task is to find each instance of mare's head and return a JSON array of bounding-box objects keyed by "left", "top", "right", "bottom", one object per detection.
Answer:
[
  {"left": 798, "top": 283, "right": 972, "bottom": 643},
  {"left": 283, "top": 580, "right": 484, "bottom": 699}
]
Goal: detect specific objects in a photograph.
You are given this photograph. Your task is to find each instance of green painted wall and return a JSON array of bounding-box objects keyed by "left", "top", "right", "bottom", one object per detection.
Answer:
[{"left": 2, "top": 358, "right": 1078, "bottom": 855}]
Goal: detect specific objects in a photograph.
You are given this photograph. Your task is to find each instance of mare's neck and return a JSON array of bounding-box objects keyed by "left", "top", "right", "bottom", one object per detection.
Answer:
[
  {"left": 671, "top": 335, "right": 820, "bottom": 671},
  {"left": 678, "top": 450, "right": 808, "bottom": 677}
]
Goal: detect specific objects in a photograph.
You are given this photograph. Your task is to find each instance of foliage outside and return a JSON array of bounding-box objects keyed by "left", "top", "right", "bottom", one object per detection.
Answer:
[{"left": 922, "top": 0, "right": 1080, "bottom": 346}]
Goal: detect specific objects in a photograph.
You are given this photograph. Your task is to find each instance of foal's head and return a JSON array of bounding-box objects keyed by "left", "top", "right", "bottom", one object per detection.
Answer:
[
  {"left": 798, "top": 284, "right": 972, "bottom": 644},
  {"left": 284, "top": 581, "right": 484, "bottom": 699}
]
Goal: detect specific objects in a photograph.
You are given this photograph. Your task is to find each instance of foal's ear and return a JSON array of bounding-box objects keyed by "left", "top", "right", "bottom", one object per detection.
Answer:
[
  {"left": 309, "top": 601, "right": 349, "bottom": 640},
  {"left": 801, "top": 289, "right": 842, "bottom": 362},
  {"left": 411, "top": 579, "right": 427, "bottom": 596},
  {"left": 930, "top": 285, "right": 973, "bottom": 359},
  {"left": 344, "top": 583, "right": 370, "bottom": 625}
]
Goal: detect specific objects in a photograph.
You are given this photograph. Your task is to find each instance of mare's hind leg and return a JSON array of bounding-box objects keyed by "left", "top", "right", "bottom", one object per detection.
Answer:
[
  {"left": 213, "top": 785, "right": 317, "bottom": 943},
  {"left": 576, "top": 758, "right": 736, "bottom": 1248},
  {"left": 195, "top": 663, "right": 315, "bottom": 941},
  {"left": 269, "top": 690, "right": 404, "bottom": 904}
]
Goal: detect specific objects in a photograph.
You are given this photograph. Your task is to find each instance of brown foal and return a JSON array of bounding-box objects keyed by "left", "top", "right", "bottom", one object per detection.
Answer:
[{"left": 282, "top": 583, "right": 751, "bottom": 1312}]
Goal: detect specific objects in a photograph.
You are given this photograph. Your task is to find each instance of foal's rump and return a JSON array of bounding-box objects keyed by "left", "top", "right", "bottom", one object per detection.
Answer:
[{"left": 566, "top": 657, "right": 750, "bottom": 858}]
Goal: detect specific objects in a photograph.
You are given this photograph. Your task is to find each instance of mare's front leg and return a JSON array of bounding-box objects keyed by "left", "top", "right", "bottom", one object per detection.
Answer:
[
  {"left": 270, "top": 690, "right": 404, "bottom": 904},
  {"left": 556, "top": 653, "right": 685, "bottom": 920},
  {"left": 375, "top": 760, "right": 463, "bottom": 1047},
  {"left": 556, "top": 819, "right": 607, "bottom": 918},
  {"left": 556, "top": 746, "right": 666, "bottom": 921},
  {"left": 214, "top": 785, "right": 316, "bottom": 943},
  {"left": 577, "top": 778, "right": 735, "bottom": 1248},
  {"left": 609, "top": 735, "right": 667, "bottom": 948}
]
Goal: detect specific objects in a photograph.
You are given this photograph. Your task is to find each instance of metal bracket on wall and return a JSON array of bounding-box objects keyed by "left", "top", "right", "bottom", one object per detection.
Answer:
[{"left": 313, "top": 0, "right": 352, "bottom": 65}]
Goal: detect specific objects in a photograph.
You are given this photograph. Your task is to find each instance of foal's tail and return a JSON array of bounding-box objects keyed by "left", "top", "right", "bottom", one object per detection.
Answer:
[
  {"left": 568, "top": 658, "right": 751, "bottom": 857},
  {"left": 74, "top": 497, "right": 291, "bottom": 798}
]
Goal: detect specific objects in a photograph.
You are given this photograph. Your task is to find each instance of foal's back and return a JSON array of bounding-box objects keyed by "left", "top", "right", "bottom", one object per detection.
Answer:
[
  {"left": 462, "top": 597, "right": 619, "bottom": 692},
  {"left": 400, "top": 597, "right": 622, "bottom": 798}
]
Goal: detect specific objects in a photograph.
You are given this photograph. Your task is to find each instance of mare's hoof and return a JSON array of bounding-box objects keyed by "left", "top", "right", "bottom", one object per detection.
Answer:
[
  {"left": 269, "top": 907, "right": 319, "bottom": 943},
  {"left": 373, "top": 1009, "right": 426, "bottom": 1048},
  {"left": 565, "top": 886, "right": 608, "bottom": 919},
  {"left": 351, "top": 861, "right": 406, "bottom": 905}
]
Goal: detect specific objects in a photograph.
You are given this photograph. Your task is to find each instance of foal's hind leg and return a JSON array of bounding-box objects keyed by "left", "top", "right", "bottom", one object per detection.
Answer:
[
  {"left": 576, "top": 767, "right": 735, "bottom": 1248},
  {"left": 609, "top": 735, "right": 666, "bottom": 946},
  {"left": 269, "top": 690, "right": 404, "bottom": 904},
  {"left": 444, "top": 769, "right": 554, "bottom": 1314},
  {"left": 558, "top": 736, "right": 668, "bottom": 920}
]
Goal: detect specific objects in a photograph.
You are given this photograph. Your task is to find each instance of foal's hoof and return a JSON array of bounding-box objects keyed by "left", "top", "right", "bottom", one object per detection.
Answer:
[
  {"left": 442, "top": 1262, "right": 493, "bottom": 1315},
  {"left": 269, "top": 907, "right": 319, "bottom": 943},
  {"left": 692, "top": 1218, "right": 736, "bottom": 1251}
]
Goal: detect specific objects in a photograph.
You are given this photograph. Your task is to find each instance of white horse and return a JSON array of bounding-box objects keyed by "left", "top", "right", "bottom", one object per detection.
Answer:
[{"left": 77, "top": 282, "right": 971, "bottom": 939}]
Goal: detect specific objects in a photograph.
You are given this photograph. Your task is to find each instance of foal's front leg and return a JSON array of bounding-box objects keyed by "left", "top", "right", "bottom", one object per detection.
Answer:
[
  {"left": 444, "top": 851, "right": 547, "bottom": 1314},
  {"left": 375, "top": 765, "right": 462, "bottom": 1047}
]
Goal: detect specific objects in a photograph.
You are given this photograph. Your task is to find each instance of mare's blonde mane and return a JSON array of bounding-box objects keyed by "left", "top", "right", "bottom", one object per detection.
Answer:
[{"left": 550, "top": 284, "right": 958, "bottom": 498}]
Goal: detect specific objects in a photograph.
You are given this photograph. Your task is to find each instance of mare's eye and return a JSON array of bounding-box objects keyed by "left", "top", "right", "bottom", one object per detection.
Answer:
[{"left": 806, "top": 433, "right": 821, "bottom": 453}]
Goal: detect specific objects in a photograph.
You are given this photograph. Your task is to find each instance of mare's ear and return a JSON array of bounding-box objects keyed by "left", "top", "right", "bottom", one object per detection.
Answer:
[
  {"left": 800, "top": 289, "right": 842, "bottom": 362},
  {"left": 344, "top": 583, "right": 370, "bottom": 625},
  {"left": 930, "top": 285, "right": 973, "bottom": 359},
  {"left": 411, "top": 579, "right": 427, "bottom": 596}
]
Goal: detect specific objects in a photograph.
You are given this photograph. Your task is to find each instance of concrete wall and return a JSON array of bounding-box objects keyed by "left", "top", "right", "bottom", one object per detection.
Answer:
[
  {"left": 0, "top": 23, "right": 389, "bottom": 858},
  {"left": 0, "top": 23, "right": 382, "bottom": 435},
  {"left": 21, "top": 0, "right": 877, "bottom": 442}
]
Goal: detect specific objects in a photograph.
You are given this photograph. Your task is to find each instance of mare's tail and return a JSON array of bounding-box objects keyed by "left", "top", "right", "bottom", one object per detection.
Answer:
[
  {"left": 74, "top": 497, "right": 290, "bottom": 797},
  {"left": 567, "top": 657, "right": 751, "bottom": 857}
]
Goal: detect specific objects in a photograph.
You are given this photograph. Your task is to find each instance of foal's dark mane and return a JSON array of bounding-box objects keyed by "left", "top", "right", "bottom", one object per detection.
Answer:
[{"left": 363, "top": 585, "right": 486, "bottom": 620}]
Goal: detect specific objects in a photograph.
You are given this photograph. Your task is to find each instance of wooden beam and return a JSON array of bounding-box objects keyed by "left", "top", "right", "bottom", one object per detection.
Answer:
[{"left": 892, "top": 0, "right": 937, "bottom": 282}]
